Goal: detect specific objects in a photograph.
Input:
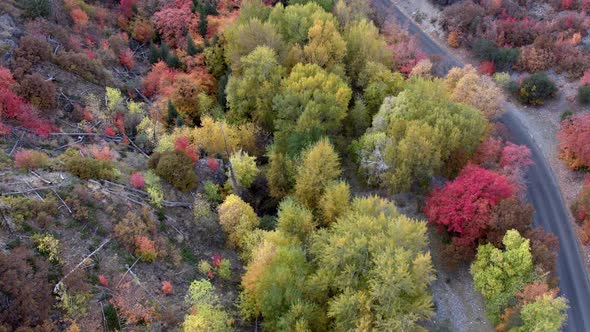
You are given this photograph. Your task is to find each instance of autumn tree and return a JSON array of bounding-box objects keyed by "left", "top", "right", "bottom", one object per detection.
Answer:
[
  {"left": 358, "top": 61, "right": 405, "bottom": 117},
  {"left": 226, "top": 46, "right": 285, "bottom": 130},
  {"left": 311, "top": 196, "right": 434, "bottom": 330},
  {"left": 294, "top": 139, "right": 342, "bottom": 211},
  {"left": 445, "top": 65, "right": 504, "bottom": 119},
  {"left": 228, "top": 150, "right": 259, "bottom": 189},
  {"left": 558, "top": 113, "right": 590, "bottom": 170},
  {"left": 318, "top": 180, "right": 351, "bottom": 226},
  {"left": 471, "top": 230, "right": 535, "bottom": 322},
  {"left": 344, "top": 19, "right": 392, "bottom": 86},
  {"left": 276, "top": 198, "right": 315, "bottom": 243},
  {"left": 183, "top": 280, "right": 232, "bottom": 331},
  {"left": 153, "top": 6, "right": 198, "bottom": 48},
  {"left": 218, "top": 194, "right": 259, "bottom": 250},
  {"left": 273, "top": 64, "right": 351, "bottom": 155},
  {"left": 303, "top": 19, "right": 346, "bottom": 72},
  {"left": 267, "top": 2, "right": 334, "bottom": 45},
  {"left": 516, "top": 293, "right": 568, "bottom": 332},
  {"left": 425, "top": 165, "right": 514, "bottom": 248},
  {"left": 224, "top": 18, "right": 284, "bottom": 71},
  {"left": 355, "top": 78, "right": 487, "bottom": 192},
  {"left": 266, "top": 148, "right": 296, "bottom": 200},
  {"left": 149, "top": 150, "right": 198, "bottom": 191}
]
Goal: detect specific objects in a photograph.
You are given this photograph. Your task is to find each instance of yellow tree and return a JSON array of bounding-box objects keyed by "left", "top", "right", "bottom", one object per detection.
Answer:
[
  {"left": 445, "top": 65, "right": 504, "bottom": 119},
  {"left": 294, "top": 139, "right": 342, "bottom": 211},
  {"left": 218, "top": 195, "right": 259, "bottom": 250},
  {"left": 303, "top": 19, "right": 346, "bottom": 72}
]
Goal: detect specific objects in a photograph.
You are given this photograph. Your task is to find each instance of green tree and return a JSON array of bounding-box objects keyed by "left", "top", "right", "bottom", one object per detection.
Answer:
[
  {"left": 276, "top": 198, "right": 315, "bottom": 243},
  {"left": 226, "top": 46, "right": 285, "bottom": 130},
  {"left": 311, "top": 196, "right": 434, "bottom": 330},
  {"left": 303, "top": 19, "right": 346, "bottom": 73},
  {"left": 268, "top": 3, "right": 334, "bottom": 45},
  {"left": 266, "top": 148, "right": 296, "bottom": 200},
  {"left": 288, "top": 0, "right": 335, "bottom": 12},
  {"left": 344, "top": 19, "right": 392, "bottom": 86},
  {"left": 294, "top": 139, "right": 342, "bottom": 211},
  {"left": 471, "top": 230, "right": 535, "bottom": 322},
  {"left": 359, "top": 61, "right": 405, "bottom": 117},
  {"left": 516, "top": 294, "right": 568, "bottom": 332},
  {"left": 186, "top": 34, "right": 198, "bottom": 56},
  {"left": 224, "top": 19, "right": 284, "bottom": 71},
  {"left": 218, "top": 194, "right": 259, "bottom": 250},
  {"left": 273, "top": 64, "right": 351, "bottom": 155},
  {"left": 183, "top": 279, "right": 232, "bottom": 332},
  {"left": 354, "top": 78, "right": 487, "bottom": 192},
  {"left": 228, "top": 150, "right": 259, "bottom": 189}
]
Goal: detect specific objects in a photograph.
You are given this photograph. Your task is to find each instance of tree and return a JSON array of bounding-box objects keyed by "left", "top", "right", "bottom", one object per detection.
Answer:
[
  {"left": 558, "top": 113, "right": 590, "bottom": 170},
  {"left": 22, "top": 0, "right": 50, "bottom": 18},
  {"left": 183, "top": 279, "right": 232, "bottom": 332},
  {"left": 218, "top": 194, "right": 259, "bottom": 250},
  {"left": 311, "top": 197, "right": 434, "bottom": 330},
  {"left": 226, "top": 46, "right": 284, "bottom": 130},
  {"left": 153, "top": 6, "right": 198, "bottom": 48},
  {"left": 344, "top": 19, "right": 392, "bottom": 86},
  {"left": 471, "top": 230, "right": 535, "bottom": 322},
  {"left": 228, "top": 150, "right": 259, "bottom": 189},
  {"left": 71, "top": 8, "right": 89, "bottom": 28},
  {"left": 266, "top": 148, "right": 296, "bottom": 200},
  {"left": 276, "top": 198, "right": 315, "bottom": 243},
  {"left": 294, "top": 139, "right": 342, "bottom": 211},
  {"left": 358, "top": 62, "right": 405, "bottom": 117},
  {"left": 273, "top": 64, "right": 351, "bottom": 155},
  {"left": 425, "top": 165, "right": 515, "bottom": 247},
  {"left": 187, "top": 34, "right": 198, "bottom": 55},
  {"left": 355, "top": 78, "right": 488, "bottom": 192},
  {"left": 268, "top": 2, "right": 334, "bottom": 45},
  {"left": 516, "top": 294, "right": 568, "bottom": 332},
  {"left": 486, "top": 197, "right": 534, "bottom": 247},
  {"left": 318, "top": 180, "right": 351, "bottom": 226},
  {"left": 224, "top": 19, "right": 284, "bottom": 71},
  {"left": 445, "top": 65, "right": 504, "bottom": 119},
  {"left": 303, "top": 19, "right": 346, "bottom": 72}
]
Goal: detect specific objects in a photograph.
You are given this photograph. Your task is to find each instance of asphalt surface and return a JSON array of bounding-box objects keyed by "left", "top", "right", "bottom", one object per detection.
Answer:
[{"left": 373, "top": 1, "right": 590, "bottom": 330}]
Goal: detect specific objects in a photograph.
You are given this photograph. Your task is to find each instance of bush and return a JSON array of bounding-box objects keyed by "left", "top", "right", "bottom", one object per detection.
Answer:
[
  {"left": 15, "top": 74, "right": 57, "bottom": 110},
  {"left": 161, "top": 281, "right": 173, "bottom": 295},
  {"left": 203, "top": 181, "right": 222, "bottom": 204},
  {"left": 558, "top": 113, "right": 590, "bottom": 170},
  {"left": 22, "top": 0, "right": 50, "bottom": 18},
  {"left": 149, "top": 151, "right": 198, "bottom": 192},
  {"left": 32, "top": 233, "right": 60, "bottom": 263},
  {"left": 517, "top": 73, "right": 557, "bottom": 105},
  {"left": 60, "top": 149, "right": 117, "bottom": 180},
  {"left": 193, "top": 197, "right": 212, "bottom": 220},
  {"left": 578, "top": 85, "right": 590, "bottom": 104},
  {"left": 54, "top": 51, "right": 105, "bottom": 83},
  {"left": 134, "top": 236, "right": 157, "bottom": 262},
  {"left": 472, "top": 39, "right": 519, "bottom": 71},
  {"left": 12, "top": 36, "right": 52, "bottom": 78},
  {"left": 0, "top": 196, "right": 58, "bottom": 228},
  {"left": 130, "top": 172, "right": 145, "bottom": 189},
  {"left": 14, "top": 149, "right": 49, "bottom": 171}
]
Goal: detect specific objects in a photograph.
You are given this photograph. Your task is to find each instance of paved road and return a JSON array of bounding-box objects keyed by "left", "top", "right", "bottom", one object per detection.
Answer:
[{"left": 374, "top": 1, "right": 590, "bottom": 330}]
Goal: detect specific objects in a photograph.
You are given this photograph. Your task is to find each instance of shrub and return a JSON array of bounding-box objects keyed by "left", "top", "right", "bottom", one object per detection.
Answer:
[
  {"left": 98, "top": 275, "right": 109, "bottom": 287},
  {"left": 114, "top": 209, "right": 157, "bottom": 251},
  {"left": 218, "top": 194, "right": 259, "bottom": 250},
  {"left": 119, "top": 49, "right": 135, "bottom": 69},
  {"left": 207, "top": 158, "right": 220, "bottom": 171},
  {"left": 517, "top": 73, "right": 557, "bottom": 105},
  {"left": 12, "top": 36, "right": 52, "bottom": 78},
  {"left": 515, "top": 46, "right": 555, "bottom": 73},
  {"left": 578, "top": 85, "right": 590, "bottom": 104},
  {"left": 447, "top": 31, "right": 460, "bottom": 48},
  {"left": 134, "top": 236, "right": 157, "bottom": 262},
  {"left": 22, "top": 0, "right": 50, "bottom": 18},
  {"left": 14, "top": 149, "right": 49, "bottom": 171},
  {"left": 0, "top": 196, "right": 58, "bottom": 228},
  {"left": 32, "top": 233, "right": 60, "bottom": 263},
  {"left": 472, "top": 39, "right": 519, "bottom": 71},
  {"left": 130, "top": 172, "right": 145, "bottom": 189},
  {"left": 228, "top": 150, "right": 259, "bottom": 189},
  {"left": 198, "top": 260, "right": 213, "bottom": 277},
  {"left": 558, "top": 113, "right": 590, "bottom": 170},
  {"left": 493, "top": 72, "right": 511, "bottom": 88},
  {"left": 193, "top": 197, "right": 212, "bottom": 220},
  {"left": 479, "top": 61, "right": 495, "bottom": 75},
  {"left": 60, "top": 149, "right": 117, "bottom": 180},
  {"left": 217, "top": 258, "right": 231, "bottom": 280},
  {"left": 161, "top": 281, "right": 173, "bottom": 295},
  {"left": 15, "top": 74, "right": 57, "bottom": 110},
  {"left": 150, "top": 151, "right": 198, "bottom": 192},
  {"left": 203, "top": 181, "right": 222, "bottom": 204},
  {"left": 54, "top": 51, "right": 105, "bottom": 83}
]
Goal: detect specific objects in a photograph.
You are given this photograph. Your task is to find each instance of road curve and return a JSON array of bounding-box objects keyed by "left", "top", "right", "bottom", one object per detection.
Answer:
[{"left": 373, "top": 1, "right": 590, "bottom": 330}]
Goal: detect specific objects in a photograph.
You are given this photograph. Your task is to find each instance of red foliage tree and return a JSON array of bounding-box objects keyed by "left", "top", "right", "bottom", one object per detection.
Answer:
[
  {"left": 479, "top": 61, "right": 495, "bottom": 75},
  {"left": 473, "top": 137, "right": 503, "bottom": 168},
  {"left": 119, "top": 48, "right": 135, "bottom": 69},
  {"left": 581, "top": 69, "right": 590, "bottom": 87},
  {"left": 161, "top": 281, "right": 173, "bottom": 295},
  {"left": 71, "top": 8, "right": 89, "bottom": 28},
  {"left": 174, "top": 136, "right": 199, "bottom": 163},
  {"left": 105, "top": 126, "right": 116, "bottom": 136},
  {"left": 0, "top": 66, "right": 15, "bottom": 89},
  {"left": 142, "top": 61, "right": 177, "bottom": 97},
  {"left": 424, "top": 164, "right": 515, "bottom": 247},
  {"left": 153, "top": 6, "right": 197, "bottom": 48},
  {"left": 562, "top": 0, "right": 574, "bottom": 9},
  {"left": 130, "top": 172, "right": 145, "bottom": 189},
  {"left": 120, "top": 0, "right": 138, "bottom": 19},
  {"left": 558, "top": 113, "right": 590, "bottom": 170}
]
